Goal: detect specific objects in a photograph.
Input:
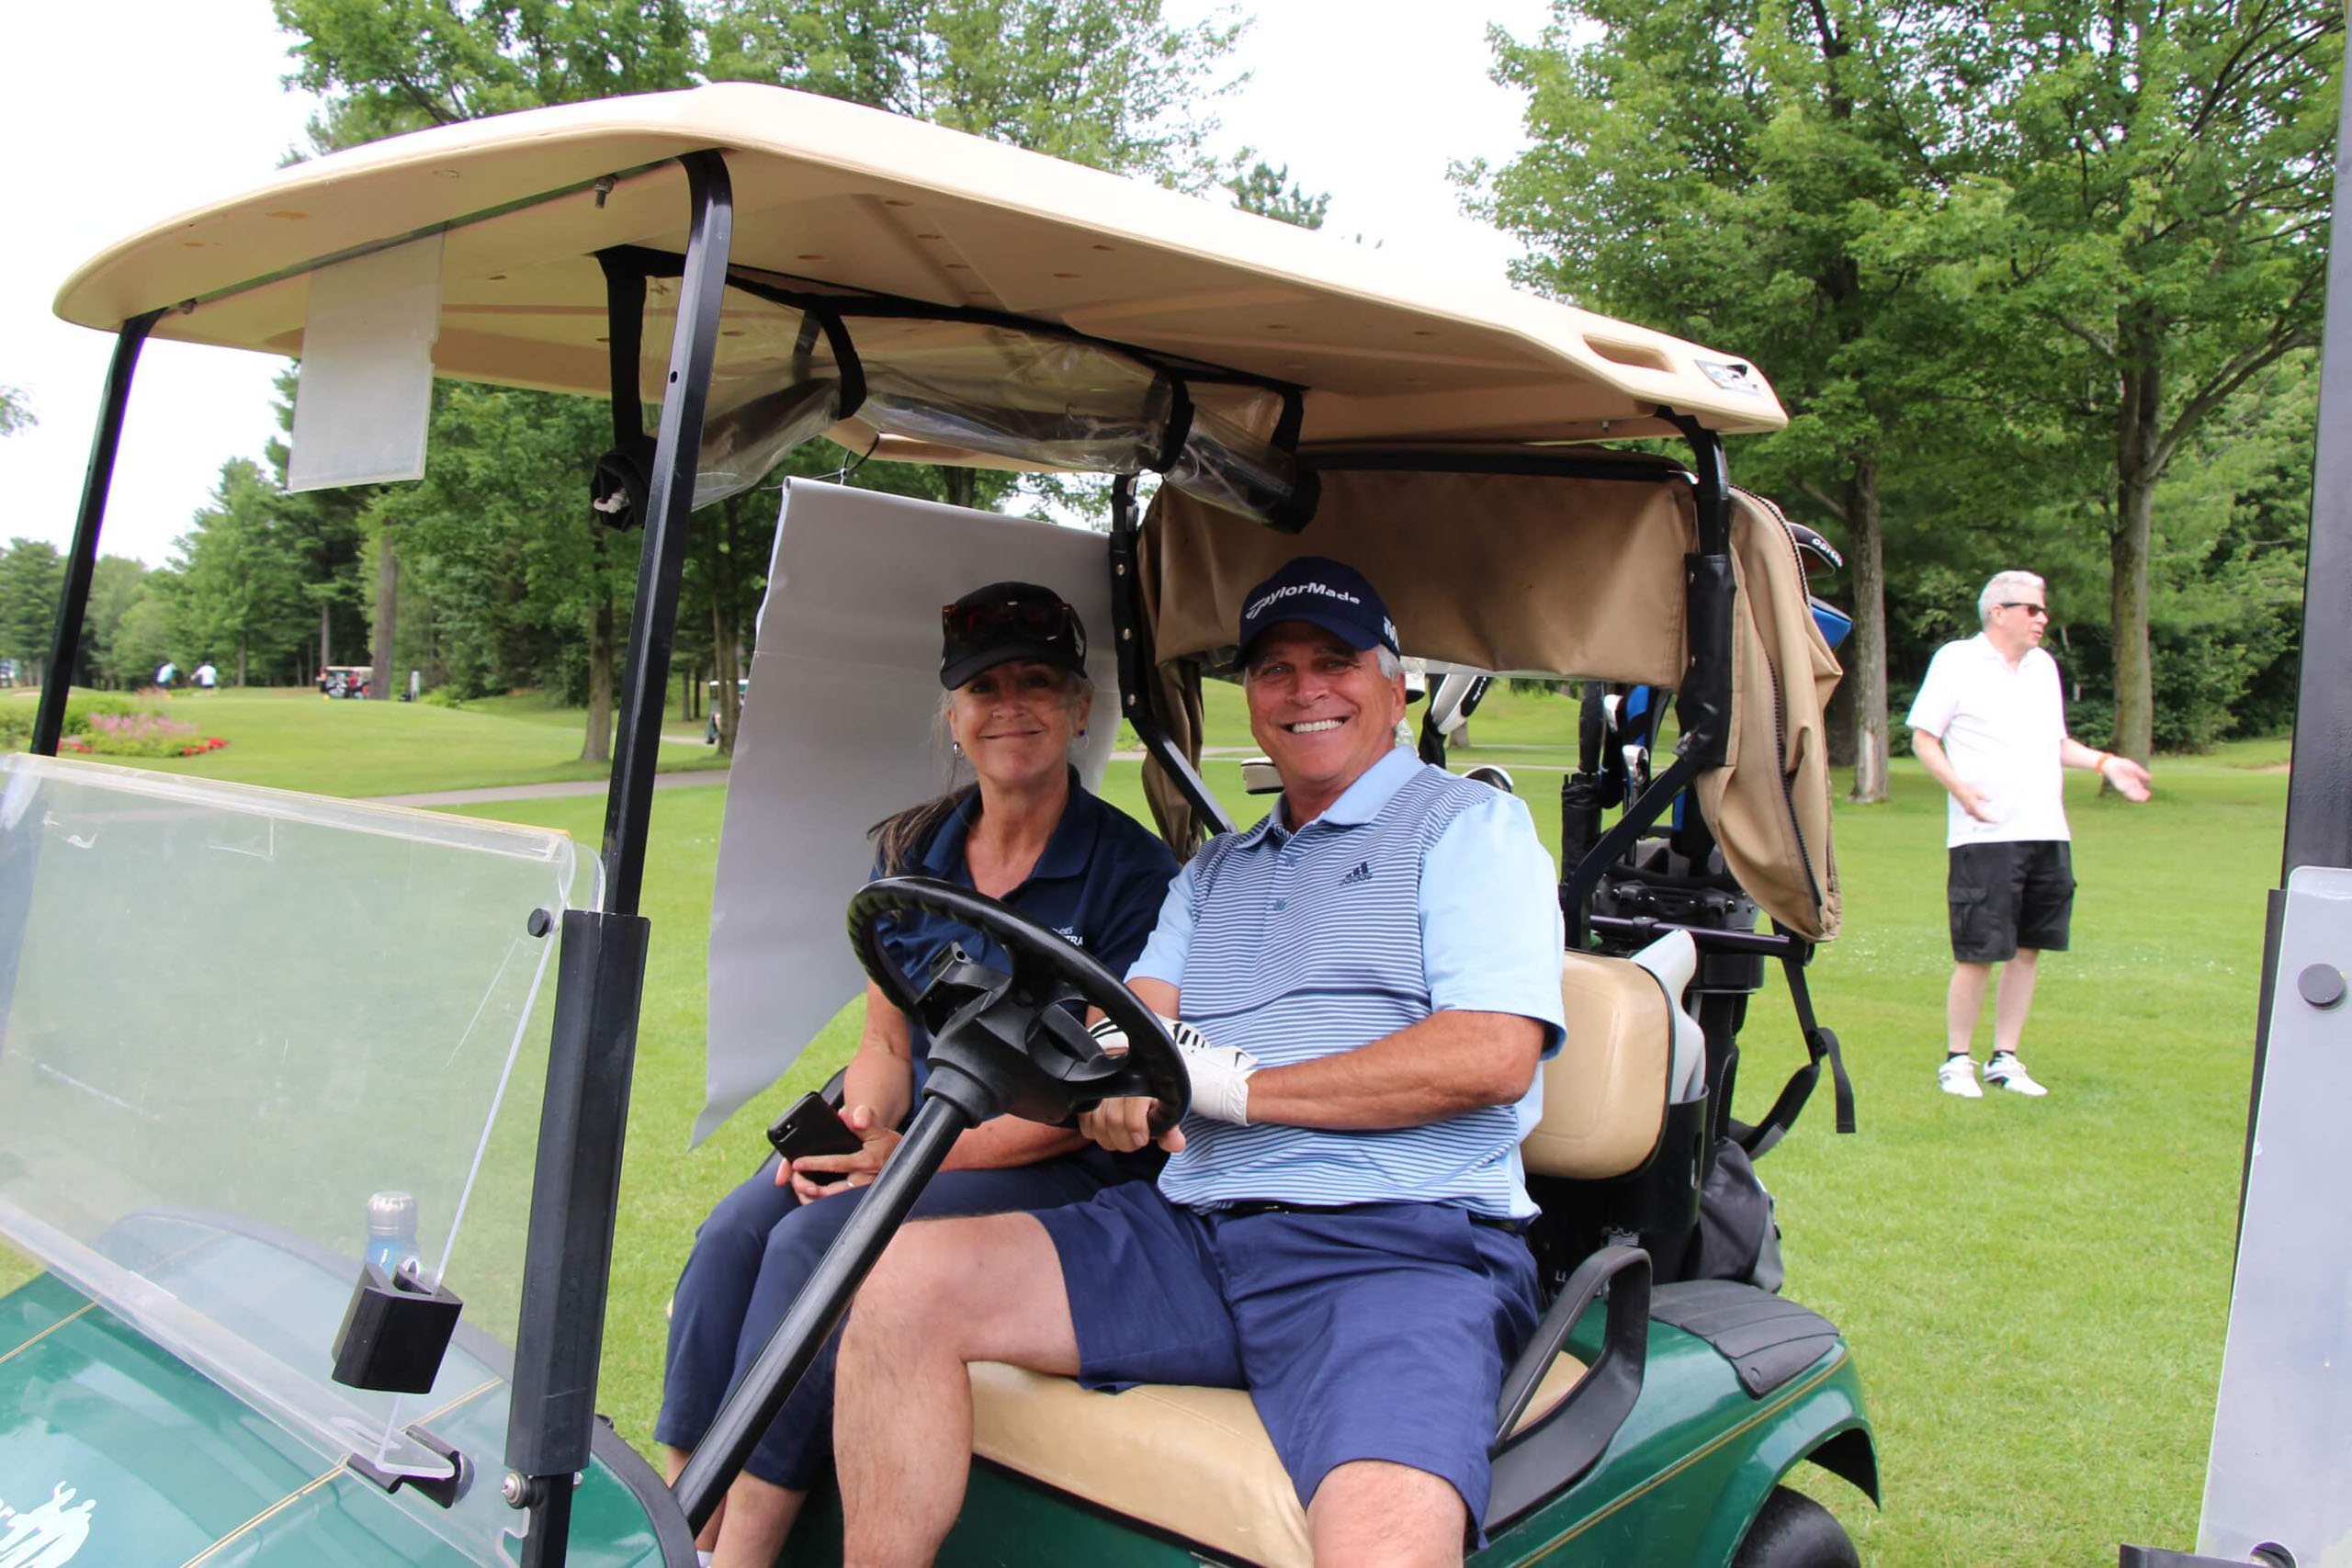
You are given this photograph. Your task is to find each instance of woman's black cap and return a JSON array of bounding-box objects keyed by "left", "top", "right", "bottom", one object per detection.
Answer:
[{"left": 940, "top": 581, "right": 1089, "bottom": 689}]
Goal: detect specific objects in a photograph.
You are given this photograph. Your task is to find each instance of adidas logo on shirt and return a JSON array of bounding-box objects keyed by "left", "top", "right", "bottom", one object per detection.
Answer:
[{"left": 1338, "top": 861, "right": 1373, "bottom": 886}]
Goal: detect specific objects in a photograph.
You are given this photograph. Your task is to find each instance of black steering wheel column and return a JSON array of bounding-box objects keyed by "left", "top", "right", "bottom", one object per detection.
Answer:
[{"left": 673, "top": 876, "right": 1189, "bottom": 1529}]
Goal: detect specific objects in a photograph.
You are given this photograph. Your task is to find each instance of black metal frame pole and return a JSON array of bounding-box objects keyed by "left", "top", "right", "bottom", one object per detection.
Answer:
[
  {"left": 1106, "top": 476, "right": 1235, "bottom": 838},
  {"left": 1660, "top": 413, "right": 1736, "bottom": 770},
  {"left": 2236, "top": 61, "right": 2352, "bottom": 1253},
  {"left": 601, "top": 150, "right": 734, "bottom": 918},
  {"left": 1562, "top": 413, "right": 1737, "bottom": 943},
  {"left": 672, "top": 1098, "right": 972, "bottom": 1530},
  {"left": 35, "top": 310, "right": 163, "bottom": 755},
  {"left": 503, "top": 150, "right": 731, "bottom": 1568}
]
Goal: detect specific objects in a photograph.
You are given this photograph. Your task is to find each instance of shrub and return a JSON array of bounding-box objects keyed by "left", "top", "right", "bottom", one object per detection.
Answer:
[
  {"left": 1, "top": 693, "right": 153, "bottom": 752},
  {"left": 56, "top": 712, "right": 229, "bottom": 760},
  {"left": 421, "top": 687, "right": 466, "bottom": 709}
]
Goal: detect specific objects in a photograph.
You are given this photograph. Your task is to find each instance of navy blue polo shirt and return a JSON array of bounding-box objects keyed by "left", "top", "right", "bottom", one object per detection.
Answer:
[{"left": 871, "top": 772, "right": 1179, "bottom": 1067}]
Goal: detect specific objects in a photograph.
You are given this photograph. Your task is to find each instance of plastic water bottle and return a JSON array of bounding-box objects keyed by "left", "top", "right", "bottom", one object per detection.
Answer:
[{"left": 365, "top": 1190, "right": 423, "bottom": 1283}]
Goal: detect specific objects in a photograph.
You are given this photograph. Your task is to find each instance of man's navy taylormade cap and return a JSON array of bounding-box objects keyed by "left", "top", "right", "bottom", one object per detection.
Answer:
[{"left": 1237, "top": 556, "right": 1400, "bottom": 663}]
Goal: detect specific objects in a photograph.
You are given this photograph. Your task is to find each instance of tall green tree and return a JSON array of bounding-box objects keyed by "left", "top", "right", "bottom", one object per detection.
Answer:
[
  {"left": 1478, "top": 0, "right": 1993, "bottom": 802},
  {"left": 705, "top": 0, "right": 1241, "bottom": 187},
  {"left": 174, "top": 458, "right": 313, "bottom": 687},
  {"left": 83, "top": 557, "right": 152, "bottom": 691},
  {"left": 1227, "top": 158, "right": 1329, "bottom": 229},
  {"left": 1958, "top": 0, "right": 2341, "bottom": 761},
  {"left": 0, "top": 540, "right": 64, "bottom": 687}
]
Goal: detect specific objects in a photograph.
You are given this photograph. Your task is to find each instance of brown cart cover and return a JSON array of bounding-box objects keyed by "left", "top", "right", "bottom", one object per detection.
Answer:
[{"left": 1137, "top": 468, "right": 1842, "bottom": 940}]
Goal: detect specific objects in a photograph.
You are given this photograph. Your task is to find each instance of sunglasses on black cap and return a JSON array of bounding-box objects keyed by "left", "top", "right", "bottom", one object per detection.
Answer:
[{"left": 942, "top": 595, "right": 1078, "bottom": 645}]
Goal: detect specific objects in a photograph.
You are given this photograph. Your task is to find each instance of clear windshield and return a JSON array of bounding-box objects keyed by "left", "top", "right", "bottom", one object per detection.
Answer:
[{"left": 0, "top": 755, "right": 595, "bottom": 1482}]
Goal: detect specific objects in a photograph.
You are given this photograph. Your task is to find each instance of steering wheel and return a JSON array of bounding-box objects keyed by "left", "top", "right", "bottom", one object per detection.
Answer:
[{"left": 846, "top": 875, "right": 1190, "bottom": 1136}]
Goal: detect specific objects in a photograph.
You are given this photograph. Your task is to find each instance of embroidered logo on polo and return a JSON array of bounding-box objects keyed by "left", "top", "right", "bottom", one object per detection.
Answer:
[
  {"left": 1338, "top": 860, "right": 1373, "bottom": 886},
  {"left": 1054, "top": 925, "right": 1085, "bottom": 947}
]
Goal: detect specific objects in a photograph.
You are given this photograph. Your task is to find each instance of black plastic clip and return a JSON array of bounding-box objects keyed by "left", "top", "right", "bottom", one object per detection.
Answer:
[
  {"left": 332, "top": 1260, "right": 464, "bottom": 1394},
  {"left": 346, "top": 1423, "right": 471, "bottom": 1509}
]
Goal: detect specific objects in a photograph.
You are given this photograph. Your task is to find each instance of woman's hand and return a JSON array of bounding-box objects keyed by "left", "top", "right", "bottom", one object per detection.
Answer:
[{"left": 776, "top": 1104, "right": 901, "bottom": 1201}]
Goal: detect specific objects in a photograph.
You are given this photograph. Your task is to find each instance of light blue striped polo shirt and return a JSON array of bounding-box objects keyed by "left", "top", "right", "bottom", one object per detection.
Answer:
[{"left": 1128, "top": 747, "right": 1566, "bottom": 1219}]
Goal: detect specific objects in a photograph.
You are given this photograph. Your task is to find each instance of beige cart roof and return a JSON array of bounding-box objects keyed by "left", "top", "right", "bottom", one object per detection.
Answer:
[{"left": 54, "top": 84, "right": 1784, "bottom": 455}]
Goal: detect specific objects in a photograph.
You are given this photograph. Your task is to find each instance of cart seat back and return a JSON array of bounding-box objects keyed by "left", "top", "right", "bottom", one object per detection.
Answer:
[{"left": 1523, "top": 951, "right": 1676, "bottom": 1180}]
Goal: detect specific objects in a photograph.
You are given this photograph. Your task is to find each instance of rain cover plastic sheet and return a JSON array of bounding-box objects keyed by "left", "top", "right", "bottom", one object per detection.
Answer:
[
  {"left": 698, "top": 479, "right": 1122, "bottom": 1142},
  {"left": 0, "top": 757, "right": 593, "bottom": 1481},
  {"left": 2200, "top": 863, "right": 2352, "bottom": 1567}
]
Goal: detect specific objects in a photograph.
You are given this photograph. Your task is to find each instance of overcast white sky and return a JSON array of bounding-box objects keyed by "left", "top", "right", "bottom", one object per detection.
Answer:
[{"left": 0, "top": 0, "right": 1554, "bottom": 568}]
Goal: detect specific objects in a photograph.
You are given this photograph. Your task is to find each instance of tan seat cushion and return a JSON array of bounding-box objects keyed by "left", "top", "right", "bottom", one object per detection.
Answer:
[
  {"left": 967, "top": 1350, "right": 1589, "bottom": 1568},
  {"left": 1523, "top": 953, "right": 1672, "bottom": 1180}
]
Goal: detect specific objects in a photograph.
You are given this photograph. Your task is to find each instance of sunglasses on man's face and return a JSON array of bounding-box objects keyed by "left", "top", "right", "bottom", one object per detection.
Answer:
[
  {"left": 1999, "top": 602, "right": 2051, "bottom": 620},
  {"left": 943, "top": 596, "right": 1074, "bottom": 644}
]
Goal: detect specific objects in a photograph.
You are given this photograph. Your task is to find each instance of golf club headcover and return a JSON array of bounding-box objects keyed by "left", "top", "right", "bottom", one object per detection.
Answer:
[{"left": 1086, "top": 1013, "right": 1259, "bottom": 1124}]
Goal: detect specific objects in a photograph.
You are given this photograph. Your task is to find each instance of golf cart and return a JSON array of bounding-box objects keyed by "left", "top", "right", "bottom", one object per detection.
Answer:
[{"left": 6, "top": 85, "right": 1872, "bottom": 1566}]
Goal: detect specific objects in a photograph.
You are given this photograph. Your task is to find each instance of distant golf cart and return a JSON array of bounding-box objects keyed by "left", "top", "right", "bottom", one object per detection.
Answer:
[
  {"left": 320, "top": 663, "right": 375, "bottom": 700},
  {"left": 705, "top": 677, "right": 749, "bottom": 744},
  {"left": 7, "top": 85, "right": 1882, "bottom": 1567}
]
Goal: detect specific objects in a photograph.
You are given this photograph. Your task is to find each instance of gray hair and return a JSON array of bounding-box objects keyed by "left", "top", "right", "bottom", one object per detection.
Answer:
[
  {"left": 1245, "top": 645, "right": 1405, "bottom": 681},
  {"left": 1978, "top": 570, "right": 2046, "bottom": 627}
]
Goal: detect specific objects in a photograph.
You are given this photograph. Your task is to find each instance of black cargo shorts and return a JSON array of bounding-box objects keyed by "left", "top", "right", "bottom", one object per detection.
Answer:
[{"left": 1948, "top": 840, "right": 2074, "bottom": 963}]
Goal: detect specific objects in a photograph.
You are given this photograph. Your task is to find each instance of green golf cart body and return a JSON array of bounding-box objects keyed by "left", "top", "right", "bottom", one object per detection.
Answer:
[{"left": 6, "top": 82, "right": 1874, "bottom": 1567}]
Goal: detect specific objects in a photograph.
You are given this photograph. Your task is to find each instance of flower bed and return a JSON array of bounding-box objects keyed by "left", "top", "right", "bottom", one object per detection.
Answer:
[{"left": 56, "top": 712, "right": 230, "bottom": 760}]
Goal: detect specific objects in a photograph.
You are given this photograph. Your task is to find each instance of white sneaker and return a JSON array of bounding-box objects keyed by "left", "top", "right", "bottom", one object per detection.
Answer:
[
  {"left": 1984, "top": 1053, "right": 2049, "bottom": 1097},
  {"left": 1938, "top": 1055, "right": 1984, "bottom": 1098}
]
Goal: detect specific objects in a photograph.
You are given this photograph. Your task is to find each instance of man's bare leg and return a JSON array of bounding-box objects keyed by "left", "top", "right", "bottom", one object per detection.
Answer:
[
  {"left": 1307, "top": 1461, "right": 1468, "bottom": 1567},
  {"left": 662, "top": 1445, "right": 722, "bottom": 1553},
  {"left": 836, "top": 1213, "right": 1080, "bottom": 1568},
  {"left": 1992, "top": 946, "right": 2041, "bottom": 1057},
  {"left": 709, "top": 1475, "right": 805, "bottom": 1568},
  {"left": 1946, "top": 961, "right": 1993, "bottom": 1055}
]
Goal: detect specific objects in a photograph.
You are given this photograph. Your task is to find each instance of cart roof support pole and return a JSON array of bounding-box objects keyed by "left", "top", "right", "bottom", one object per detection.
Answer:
[
  {"left": 503, "top": 152, "right": 730, "bottom": 1568},
  {"left": 36, "top": 310, "right": 161, "bottom": 754},
  {"left": 2279, "top": 88, "right": 2352, "bottom": 882},
  {"left": 599, "top": 151, "right": 733, "bottom": 916},
  {"left": 2235, "top": 51, "right": 2352, "bottom": 1261}
]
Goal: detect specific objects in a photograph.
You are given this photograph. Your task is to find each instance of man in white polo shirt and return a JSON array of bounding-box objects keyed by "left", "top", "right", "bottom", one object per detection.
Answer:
[
  {"left": 828, "top": 557, "right": 1566, "bottom": 1568},
  {"left": 1905, "top": 570, "right": 2152, "bottom": 1099}
]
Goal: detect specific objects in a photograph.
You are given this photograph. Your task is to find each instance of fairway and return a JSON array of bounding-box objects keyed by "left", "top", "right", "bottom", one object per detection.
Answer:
[
  {"left": 0, "top": 686, "right": 726, "bottom": 796},
  {"left": 0, "top": 684, "right": 2287, "bottom": 1564}
]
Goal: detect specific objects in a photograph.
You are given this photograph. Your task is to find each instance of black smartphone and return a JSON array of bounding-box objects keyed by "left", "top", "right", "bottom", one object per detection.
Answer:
[{"left": 765, "top": 1091, "right": 865, "bottom": 1184}]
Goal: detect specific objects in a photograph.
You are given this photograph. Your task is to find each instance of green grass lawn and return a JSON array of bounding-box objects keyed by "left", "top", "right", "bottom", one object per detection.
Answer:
[
  {"left": 0, "top": 685, "right": 727, "bottom": 796},
  {"left": 0, "top": 672, "right": 2293, "bottom": 1563}
]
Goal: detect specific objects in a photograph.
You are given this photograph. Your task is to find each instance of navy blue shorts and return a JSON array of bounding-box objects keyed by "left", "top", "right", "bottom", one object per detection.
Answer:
[
  {"left": 1035, "top": 1182, "right": 1540, "bottom": 1528},
  {"left": 659, "top": 1146, "right": 1132, "bottom": 1487}
]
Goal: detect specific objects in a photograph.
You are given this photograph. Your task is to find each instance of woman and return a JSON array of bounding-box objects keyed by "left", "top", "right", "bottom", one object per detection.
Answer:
[{"left": 657, "top": 581, "right": 1179, "bottom": 1566}]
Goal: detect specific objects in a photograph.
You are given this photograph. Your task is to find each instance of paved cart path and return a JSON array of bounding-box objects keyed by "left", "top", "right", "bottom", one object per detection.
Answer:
[{"left": 365, "top": 770, "right": 735, "bottom": 807}]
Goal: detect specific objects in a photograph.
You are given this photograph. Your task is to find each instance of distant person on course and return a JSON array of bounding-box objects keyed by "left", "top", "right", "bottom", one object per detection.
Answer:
[
  {"left": 1905, "top": 570, "right": 2152, "bottom": 1099},
  {"left": 194, "top": 660, "right": 218, "bottom": 694},
  {"left": 153, "top": 660, "right": 175, "bottom": 689}
]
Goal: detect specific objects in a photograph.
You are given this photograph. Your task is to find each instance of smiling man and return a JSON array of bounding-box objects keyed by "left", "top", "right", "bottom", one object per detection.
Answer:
[
  {"left": 1906, "top": 570, "right": 2154, "bottom": 1100},
  {"left": 829, "top": 557, "right": 1567, "bottom": 1568}
]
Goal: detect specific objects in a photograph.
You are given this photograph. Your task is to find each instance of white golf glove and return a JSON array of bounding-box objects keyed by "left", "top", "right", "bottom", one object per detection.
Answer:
[{"left": 1086, "top": 1013, "right": 1259, "bottom": 1125}]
